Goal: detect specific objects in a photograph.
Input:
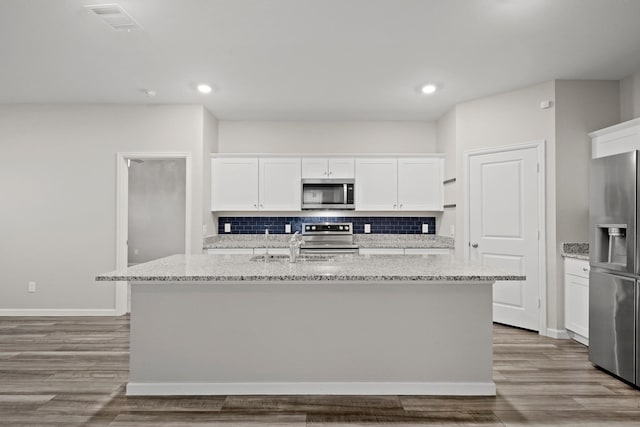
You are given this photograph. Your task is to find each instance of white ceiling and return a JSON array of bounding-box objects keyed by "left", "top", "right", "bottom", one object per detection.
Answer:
[{"left": 2, "top": 0, "right": 640, "bottom": 121}]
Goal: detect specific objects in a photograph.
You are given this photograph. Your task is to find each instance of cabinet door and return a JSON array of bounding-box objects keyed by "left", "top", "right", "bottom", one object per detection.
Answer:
[
  {"left": 355, "top": 158, "right": 398, "bottom": 211},
  {"left": 397, "top": 158, "right": 443, "bottom": 211},
  {"left": 259, "top": 158, "right": 301, "bottom": 211},
  {"left": 211, "top": 158, "right": 259, "bottom": 211},
  {"left": 301, "top": 158, "right": 328, "bottom": 178},
  {"left": 565, "top": 273, "right": 589, "bottom": 338},
  {"left": 328, "top": 158, "right": 355, "bottom": 178}
]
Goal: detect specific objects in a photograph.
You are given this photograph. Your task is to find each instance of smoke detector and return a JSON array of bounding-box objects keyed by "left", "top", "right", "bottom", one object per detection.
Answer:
[{"left": 85, "top": 4, "right": 142, "bottom": 31}]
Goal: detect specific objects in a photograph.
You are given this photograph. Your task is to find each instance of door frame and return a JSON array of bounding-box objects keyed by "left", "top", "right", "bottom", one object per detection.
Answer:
[
  {"left": 462, "top": 140, "right": 547, "bottom": 334},
  {"left": 115, "top": 152, "right": 192, "bottom": 315}
]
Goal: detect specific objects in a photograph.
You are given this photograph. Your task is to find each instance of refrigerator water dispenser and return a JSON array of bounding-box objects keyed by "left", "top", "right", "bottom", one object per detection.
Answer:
[{"left": 594, "top": 224, "right": 627, "bottom": 266}]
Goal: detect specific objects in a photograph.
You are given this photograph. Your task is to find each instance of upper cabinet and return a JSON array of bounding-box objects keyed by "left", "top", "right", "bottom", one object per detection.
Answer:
[
  {"left": 211, "top": 157, "right": 259, "bottom": 211},
  {"left": 301, "top": 158, "right": 355, "bottom": 179},
  {"left": 212, "top": 154, "right": 444, "bottom": 212},
  {"left": 355, "top": 158, "right": 398, "bottom": 210},
  {"left": 591, "top": 117, "right": 640, "bottom": 159},
  {"left": 211, "top": 157, "right": 300, "bottom": 211},
  {"left": 355, "top": 157, "right": 444, "bottom": 211},
  {"left": 259, "top": 158, "right": 301, "bottom": 210},
  {"left": 397, "top": 157, "right": 444, "bottom": 211}
]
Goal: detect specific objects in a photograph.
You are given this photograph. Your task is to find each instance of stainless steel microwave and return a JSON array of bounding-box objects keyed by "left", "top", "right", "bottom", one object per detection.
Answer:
[{"left": 301, "top": 179, "right": 355, "bottom": 210}]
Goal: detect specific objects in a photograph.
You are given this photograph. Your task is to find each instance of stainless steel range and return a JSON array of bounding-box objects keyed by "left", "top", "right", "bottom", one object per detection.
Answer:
[{"left": 299, "top": 222, "right": 359, "bottom": 254}]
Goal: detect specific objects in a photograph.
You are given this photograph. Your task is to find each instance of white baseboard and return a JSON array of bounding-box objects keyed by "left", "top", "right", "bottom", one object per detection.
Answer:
[
  {"left": 545, "top": 328, "right": 570, "bottom": 339},
  {"left": 566, "top": 330, "right": 589, "bottom": 346},
  {"left": 0, "top": 309, "right": 119, "bottom": 317},
  {"left": 126, "top": 381, "right": 497, "bottom": 396}
]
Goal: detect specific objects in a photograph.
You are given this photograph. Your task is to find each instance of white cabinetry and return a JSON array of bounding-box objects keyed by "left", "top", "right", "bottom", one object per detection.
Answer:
[
  {"left": 355, "top": 157, "right": 444, "bottom": 211},
  {"left": 211, "top": 157, "right": 259, "bottom": 211},
  {"left": 259, "top": 158, "right": 301, "bottom": 210},
  {"left": 398, "top": 158, "right": 444, "bottom": 211},
  {"left": 359, "top": 248, "right": 452, "bottom": 255},
  {"left": 301, "top": 158, "right": 354, "bottom": 179},
  {"left": 591, "top": 117, "right": 640, "bottom": 159},
  {"left": 355, "top": 158, "right": 398, "bottom": 210},
  {"left": 211, "top": 157, "right": 301, "bottom": 211},
  {"left": 564, "top": 257, "right": 590, "bottom": 345}
]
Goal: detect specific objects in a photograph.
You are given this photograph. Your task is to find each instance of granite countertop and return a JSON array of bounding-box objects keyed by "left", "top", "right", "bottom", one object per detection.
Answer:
[
  {"left": 561, "top": 243, "right": 589, "bottom": 260},
  {"left": 203, "top": 234, "right": 454, "bottom": 249},
  {"left": 96, "top": 253, "right": 523, "bottom": 283}
]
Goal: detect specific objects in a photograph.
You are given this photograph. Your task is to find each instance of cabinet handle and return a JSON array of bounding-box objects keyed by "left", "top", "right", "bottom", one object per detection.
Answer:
[
  {"left": 253, "top": 204, "right": 257, "bottom": 208},
  {"left": 329, "top": 171, "right": 332, "bottom": 176},
  {"left": 393, "top": 204, "right": 397, "bottom": 208},
  {"left": 400, "top": 204, "right": 403, "bottom": 208},
  {"left": 260, "top": 204, "right": 264, "bottom": 208},
  {"left": 471, "top": 242, "right": 479, "bottom": 248},
  {"left": 582, "top": 267, "right": 589, "bottom": 272}
]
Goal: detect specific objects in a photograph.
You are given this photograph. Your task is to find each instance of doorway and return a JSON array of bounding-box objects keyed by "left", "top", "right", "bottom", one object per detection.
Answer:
[
  {"left": 115, "top": 152, "right": 192, "bottom": 314},
  {"left": 127, "top": 158, "right": 186, "bottom": 266},
  {"left": 464, "top": 141, "right": 546, "bottom": 332}
]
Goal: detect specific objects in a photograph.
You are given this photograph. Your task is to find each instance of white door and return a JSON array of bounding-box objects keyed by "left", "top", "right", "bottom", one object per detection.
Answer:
[
  {"left": 355, "top": 158, "right": 398, "bottom": 211},
  {"left": 259, "top": 158, "right": 301, "bottom": 210},
  {"left": 397, "top": 157, "right": 444, "bottom": 211},
  {"left": 469, "top": 146, "right": 540, "bottom": 331}
]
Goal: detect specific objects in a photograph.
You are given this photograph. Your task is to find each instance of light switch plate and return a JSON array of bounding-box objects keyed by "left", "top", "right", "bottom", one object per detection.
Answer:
[
  {"left": 285, "top": 224, "right": 291, "bottom": 233},
  {"left": 422, "top": 224, "right": 429, "bottom": 233},
  {"left": 224, "top": 223, "right": 231, "bottom": 233},
  {"left": 364, "top": 224, "right": 371, "bottom": 233}
]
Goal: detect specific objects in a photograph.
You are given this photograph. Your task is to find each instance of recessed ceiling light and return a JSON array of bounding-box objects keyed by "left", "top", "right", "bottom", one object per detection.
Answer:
[
  {"left": 421, "top": 84, "right": 437, "bottom": 95},
  {"left": 197, "top": 84, "right": 212, "bottom": 94},
  {"left": 141, "top": 89, "right": 156, "bottom": 97}
]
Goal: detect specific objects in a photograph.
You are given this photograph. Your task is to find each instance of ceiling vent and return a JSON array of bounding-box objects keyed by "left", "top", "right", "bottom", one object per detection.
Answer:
[{"left": 85, "top": 3, "right": 142, "bottom": 31}]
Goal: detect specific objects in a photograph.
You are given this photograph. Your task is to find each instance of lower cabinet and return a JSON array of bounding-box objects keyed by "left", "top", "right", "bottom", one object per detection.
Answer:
[
  {"left": 359, "top": 248, "right": 452, "bottom": 255},
  {"left": 206, "top": 248, "right": 288, "bottom": 255},
  {"left": 564, "top": 257, "right": 590, "bottom": 345}
]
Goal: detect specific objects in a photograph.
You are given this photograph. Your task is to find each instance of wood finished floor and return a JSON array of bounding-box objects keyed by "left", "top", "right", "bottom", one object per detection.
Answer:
[{"left": 1, "top": 317, "right": 639, "bottom": 426}]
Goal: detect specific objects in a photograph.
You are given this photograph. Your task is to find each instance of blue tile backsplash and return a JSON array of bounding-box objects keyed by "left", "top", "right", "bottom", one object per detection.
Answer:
[{"left": 218, "top": 216, "right": 436, "bottom": 234}]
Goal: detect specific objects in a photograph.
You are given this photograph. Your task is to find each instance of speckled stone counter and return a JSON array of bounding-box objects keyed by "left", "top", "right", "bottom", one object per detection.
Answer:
[
  {"left": 100, "top": 253, "right": 519, "bottom": 397},
  {"left": 97, "top": 253, "right": 520, "bottom": 282},
  {"left": 562, "top": 242, "right": 589, "bottom": 260},
  {"left": 202, "top": 234, "right": 454, "bottom": 250}
]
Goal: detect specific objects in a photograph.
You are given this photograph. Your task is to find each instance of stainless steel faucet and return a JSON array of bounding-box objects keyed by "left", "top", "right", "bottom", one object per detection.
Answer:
[{"left": 289, "top": 231, "right": 303, "bottom": 263}]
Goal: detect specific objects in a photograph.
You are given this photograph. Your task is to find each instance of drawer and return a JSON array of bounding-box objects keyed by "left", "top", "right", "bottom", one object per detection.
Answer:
[
  {"left": 404, "top": 248, "right": 452, "bottom": 255},
  {"left": 564, "top": 258, "right": 590, "bottom": 278},
  {"left": 359, "top": 248, "right": 404, "bottom": 255},
  {"left": 207, "top": 248, "right": 254, "bottom": 255}
]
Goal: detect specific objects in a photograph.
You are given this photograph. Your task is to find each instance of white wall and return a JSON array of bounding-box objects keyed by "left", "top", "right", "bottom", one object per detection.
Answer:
[
  {"left": 455, "top": 80, "right": 557, "bottom": 265},
  {"left": 435, "top": 108, "right": 456, "bottom": 238},
  {"left": 554, "top": 79, "right": 620, "bottom": 330},
  {"left": 218, "top": 121, "right": 437, "bottom": 153},
  {"left": 620, "top": 70, "right": 640, "bottom": 121},
  {"left": 0, "top": 104, "right": 209, "bottom": 314},
  {"left": 202, "top": 109, "right": 219, "bottom": 235}
]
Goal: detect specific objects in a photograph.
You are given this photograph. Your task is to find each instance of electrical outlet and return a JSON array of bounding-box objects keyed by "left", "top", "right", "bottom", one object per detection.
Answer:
[
  {"left": 364, "top": 224, "right": 371, "bottom": 233},
  {"left": 28, "top": 281, "right": 36, "bottom": 293},
  {"left": 224, "top": 223, "right": 231, "bottom": 233},
  {"left": 422, "top": 224, "right": 429, "bottom": 233},
  {"left": 450, "top": 225, "right": 455, "bottom": 236},
  {"left": 285, "top": 224, "right": 291, "bottom": 233},
  {"left": 202, "top": 224, "right": 207, "bottom": 234}
]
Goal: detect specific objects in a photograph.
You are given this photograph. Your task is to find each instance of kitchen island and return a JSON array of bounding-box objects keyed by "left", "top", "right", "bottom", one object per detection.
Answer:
[{"left": 96, "top": 253, "right": 523, "bottom": 396}]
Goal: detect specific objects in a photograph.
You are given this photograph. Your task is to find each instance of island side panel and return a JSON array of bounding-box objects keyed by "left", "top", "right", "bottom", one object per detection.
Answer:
[{"left": 128, "top": 281, "right": 494, "bottom": 395}]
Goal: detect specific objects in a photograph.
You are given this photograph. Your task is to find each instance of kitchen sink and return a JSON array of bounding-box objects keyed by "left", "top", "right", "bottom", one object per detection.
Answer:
[{"left": 249, "top": 254, "right": 335, "bottom": 262}]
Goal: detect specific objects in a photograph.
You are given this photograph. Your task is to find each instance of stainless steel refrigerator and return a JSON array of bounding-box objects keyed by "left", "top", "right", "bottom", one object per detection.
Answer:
[{"left": 589, "top": 150, "right": 640, "bottom": 387}]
